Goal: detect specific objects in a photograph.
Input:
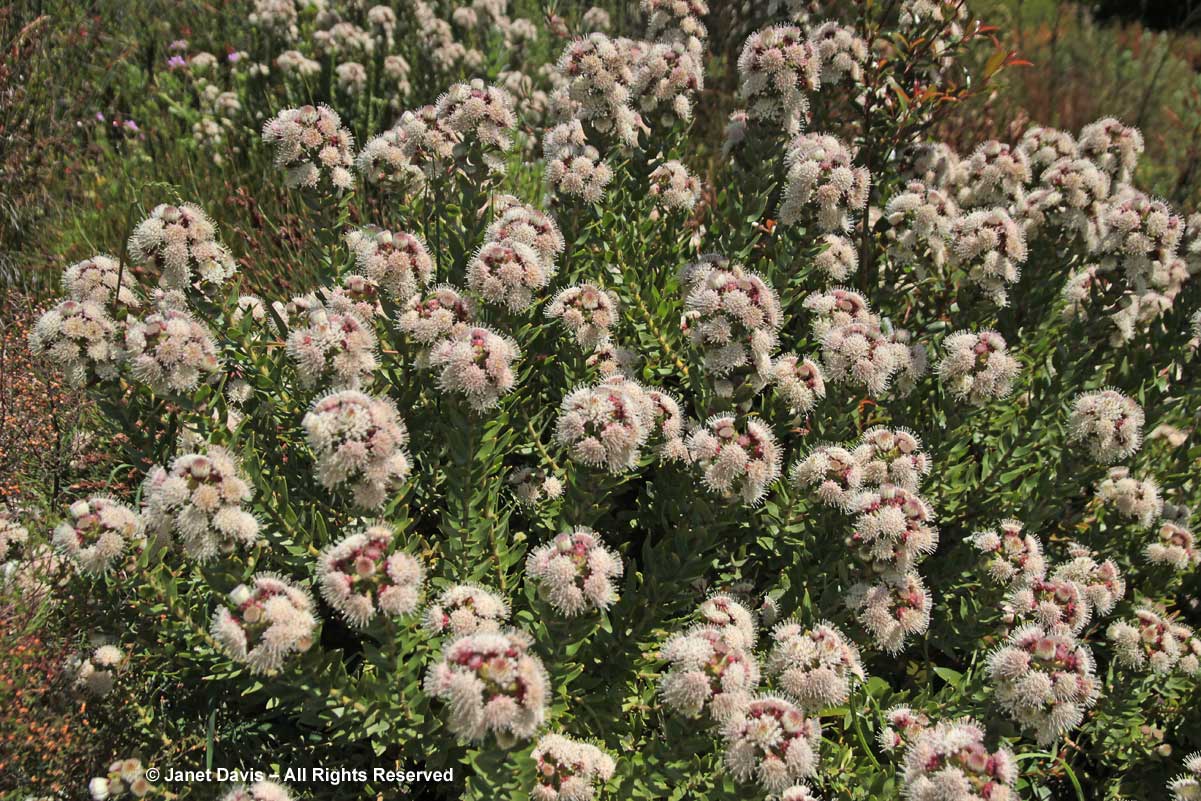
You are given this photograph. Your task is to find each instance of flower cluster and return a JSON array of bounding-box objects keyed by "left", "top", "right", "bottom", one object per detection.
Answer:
[
  {"left": 301, "top": 390, "right": 411, "bottom": 508},
  {"left": 427, "top": 326, "right": 521, "bottom": 410},
  {"left": 141, "top": 447, "right": 260, "bottom": 560},
  {"left": 885, "top": 181, "right": 959, "bottom": 268},
  {"left": 987, "top": 623, "right": 1100, "bottom": 743},
  {"left": 765, "top": 621, "right": 864, "bottom": 711},
  {"left": 1097, "top": 467, "right": 1162, "bottom": 528},
  {"left": 71, "top": 643, "right": 126, "bottom": 697},
  {"left": 957, "top": 140, "right": 1031, "bottom": 209},
  {"left": 346, "top": 226, "right": 434, "bottom": 301},
  {"left": 680, "top": 258, "right": 782, "bottom": 378},
  {"left": 1077, "top": 117, "right": 1144, "bottom": 183},
  {"left": 506, "top": 467, "right": 564, "bottom": 508},
  {"left": 526, "top": 527, "right": 623, "bottom": 616},
  {"left": 1108, "top": 606, "right": 1201, "bottom": 676},
  {"left": 424, "top": 629, "right": 549, "bottom": 744},
  {"left": 261, "top": 104, "right": 354, "bottom": 191},
  {"left": 29, "top": 299, "right": 123, "bottom": 386},
  {"left": 53, "top": 496, "right": 142, "bottom": 573},
  {"left": 1053, "top": 546, "right": 1125, "bottom": 616},
  {"left": 425, "top": 583, "right": 510, "bottom": 636},
  {"left": 878, "top": 705, "right": 931, "bottom": 753},
  {"left": 1170, "top": 753, "right": 1201, "bottom": 801},
  {"left": 686, "top": 415, "right": 782, "bottom": 505},
  {"left": 434, "top": 80, "right": 517, "bottom": 153},
  {"left": 660, "top": 624, "right": 760, "bottom": 721},
  {"left": 936, "top": 330, "right": 1021, "bottom": 405},
  {"left": 721, "top": 696, "right": 822, "bottom": 793},
  {"left": 124, "top": 308, "right": 221, "bottom": 394},
  {"left": 1067, "top": 389, "right": 1144, "bottom": 464},
  {"left": 819, "top": 317, "right": 911, "bottom": 397},
  {"left": 900, "top": 719, "right": 1018, "bottom": 801},
  {"left": 530, "top": 734, "right": 616, "bottom": 801},
  {"left": 555, "top": 376, "right": 654, "bottom": 473},
  {"left": 790, "top": 444, "right": 863, "bottom": 508},
  {"left": 1145, "top": 521, "right": 1199, "bottom": 570},
  {"left": 394, "top": 285, "right": 474, "bottom": 344},
  {"left": 848, "top": 483, "right": 939, "bottom": 572},
  {"left": 211, "top": 573, "right": 318, "bottom": 673},
  {"left": 648, "top": 160, "right": 701, "bottom": 212},
  {"left": 737, "top": 26, "right": 820, "bottom": 135},
  {"left": 950, "top": 208, "right": 1028, "bottom": 305},
  {"left": 89, "top": 758, "right": 154, "bottom": 800},
  {"left": 63, "top": 255, "right": 139, "bottom": 307},
  {"left": 543, "top": 119, "right": 613, "bottom": 203},
  {"left": 546, "top": 284, "right": 620, "bottom": 349},
  {"left": 768, "top": 354, "right": 825, "bottom": 415},
  {"left": 853, "top": 427, "right": 930, "bottom": 490},
  {"left": 286, "top": 303, "right": 378, "bottom": 389},
  {"left": 846, "top": 571, "right": 932, "bottom": 654},
  {"left": 1004, "top": 575, "right": 1091, "bottom": 633},
  {"left": 968, "top": 519, "right": 1046, "bottom": 586},
  {"left": 780, "top": 133, "right": 870, "bottom": 232},
  {"left": 316, "top": 525, "right": 425, "bottom": 626},
  {"left": 127, "top": 203, "right": 236, "bottom": 292}
]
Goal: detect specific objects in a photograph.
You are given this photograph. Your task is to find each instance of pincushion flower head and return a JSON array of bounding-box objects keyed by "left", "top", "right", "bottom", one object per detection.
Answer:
[
  {"left": 936, "top": 330, "right": 1021, "bottom": 405},
  {"left": 737, "top": 26, "right": 819, "bottom": 135},
  {"left": 531, "top": 734, "right": 616, "bottom": 801},
  {"left": 1097, "top": 189, "right": 1184, "bottom": 288},
  {"left": 301, "top": 390, "right": 411, "bottom": 508},
  {"left": 853, "top": 427, "right": 930, "bottom": 490},
  {"left": 392, "top": 104, "right": 459, "bottom": 175},
  {"left": 769, "top": 354, "right": 825, "bottom": 415},
  {"left": 1052, "top": 545, "right": 1125, "bottom": 616},
  {"left": 1032, "top": 157, "right": 1110, "bottom": 222},
  {"left": 124, "top": 307, "right": 220, "bottom": 394},
  {"left": 526, "top": 527, "right": 623, "bottom": 616},
  {"left": 1077, "top": 117, "right": 1144, "bottom": 183},
  {"left": 467, "top": 239, "right": 552, "bottom": 311},
  {"left": 821, "top": 318, "right": 909, "bottom": 396},
  {"left": 63, "top": 255, "right": 140, "bottom": 307},
  {"left": 680, "top": 259, "right": 782, "bottom": 377},
  {"left": 848, "top": 484, "right": 939, "bottom": 572},
  {"left": 555, "top": 377, "right": 654, "bottom": 473},
  {"left": 698, "top": 594, "right": 759, "bottom": 648},
  {"left": 721, "top": 695, "right": 822, "bottom": 793},
  {"left": 813, "top": 233, "right": 858, "bottom": 280},
  {"left": 643, "top": 0, "right": 708, "bottom": 51},
  {"left": 30, "top": 299, "right": 123, "bottom": 386},
  {"left": 327, "top": 273, "right": 383, "bottom": 321},
  {"left": 434, "top": 80, "right": 517, "bottom": 153},
  {"left": 72, "top": 643, "right": 126, "bottom": 696},
  {"left": 1170, "top": 753, "right": 1201, "bottom": 801},
  {"left": 987, "top": 623, "right": 1100, "bottom": 743},
  {"left": 346, "top": 226, "right": 434, "bottom": 301},
  {"left": 356, "top": 128, "right": 424, "bottom": 197},
  {"left": 878, "top": 705, "right": 931, "bottom": 752},
  {"left": 968, "top": 519, "right": 1046, "bottom": 586},
  {"left": 507, "top": 466, "right": 564, "bottom": 508},
  {"left": 127, "top": 202, "right": 236, "bottom": 292},
  {"left": 648, "top": 160, "right": 701, "bottom": 212},
  {"left": 395, "top": 285, "right": 474, "bottom": 344},
  {"left": 1067, "top": 389, "right": 1144, "bottom": 464},
  {"left": 285, "top": 304, "right": 378, "bottom": 389},
  {"left": 1018, "top": 126, "right": 1077, "bottom": 173},
  {"left": 766, "top": 621, "right": 864, "bottom": 712},
  {"left": 53, "top": 496, "right": 143, "bottom": 574},
  {"left": 1145, "top": 521, "right": 1199, "bottom": 570},
  {"left": 424, "top": 628, "right": 549, "bottom": 745},
  {"left": 885, "top": 180, "right": 958, "bottom": 268},
  {"left": 219, "top": 780, "right": 294, "bottom": 801},
  {"left": 686, "top": 415, "right": 782, "bottom": 505},
  {"left": 780, "top": 133, "right": 871, "bottom": 232},
  {"left": 261, "top": 104, "right": 354, "bottom": 191},
  {"left": 211, "top": 573, "right": 317, "bottom": 674},
  {"left": 660, "top": 624, "right": 760, "bottom": 722},
  {"left": 900, "top": 718, "right": 1018, "bottom": 801},
  {"left": 141, "top": 446, "right": 260, "bottom": 561},
  {"left": 791, "top": 444, "right": 863, "bottom": 508},
  {"left": 316, "top": 525, "right": 425, "bottom": 626},
  {"left": 486, "top": 200, "right": 565, "bottom": 271},
  {"left": 547, "top": 284, "right": 620, "bottom": 349},
  {"left": 427, "top": 325, "right": 521, "bottom": 411},
  {"left": 1107, "top": 606, "right": 1196, "bottom": 674},
  {"left": 1097, "top": 467, "right": 1162, "bottom": 527},
  {"left": 645, "top": 387, "right": 688, "bottom": 461},
  {"left": 950, "top": 208, "right": 1028, "bottom": 306},
  {"left": 847, "top": 570, "right": 932, "bottom": 654},
  {"left": 957, "top": 140, "right": 1031, "bottom": 209},
  {"left": 543, "top": 119, "right": 613, "bottom": 203},
  {"left": 425, "top": 583, "right": 510, "bottom": 636}
]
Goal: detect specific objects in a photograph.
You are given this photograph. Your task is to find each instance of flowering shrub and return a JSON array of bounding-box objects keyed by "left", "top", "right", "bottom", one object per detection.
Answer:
[{"left": 6, "top": 1, "right": 1201, "bottom": 800}]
